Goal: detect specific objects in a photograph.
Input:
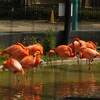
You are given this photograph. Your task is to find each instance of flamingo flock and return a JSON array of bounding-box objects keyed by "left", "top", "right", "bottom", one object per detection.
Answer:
[
  {"left": 0, "top": 37, "right": 100, "bottom": 84},
  {"left": 0, "top": 42, "right": 43, "bottom": 84},
  {"left": 48, "top": 38, "right": 100, "bottom": 70},
  {"left": 68, "top": 38, "right": 100, "bottom": 70}
]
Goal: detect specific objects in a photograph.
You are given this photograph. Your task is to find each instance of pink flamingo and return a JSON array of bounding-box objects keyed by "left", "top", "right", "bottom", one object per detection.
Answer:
[
  {"left": 68, "top": 38, "right": 97, "bottom": 66},
  {"left": 3, "top": 57, "right": 25, "bottom": 84},
  {"left": 20, "top": 51, "right": 41, "bottom": 84},
  {"left": 0, "top": 42, "right": 29, "bottom": 60},
  {"left": 79, "top": 48, "right": 100, "bottom": 70},
  {"left": 48, "top": 45, "right": 76, "bottom": 64},
  {"left": 27, "top": 43, "right": 43, "bottom": 56},
  {"left": 20, "top": 51, "right": 41, "bottom": 70}
]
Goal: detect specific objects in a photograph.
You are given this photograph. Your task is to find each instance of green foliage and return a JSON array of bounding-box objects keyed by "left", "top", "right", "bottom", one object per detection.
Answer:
[
  {"left": 29, "top": 36, "right": 39, "bottom": 44},
  {"left": 22, "top": 35, "right": 40, "bottom": 46},
  {"left": 78, "top": 9, "right": 100, "bottom": 22},
  {"left": 0, "top": 54, "right": 8, "bottom": 65},
  {"left": 43, "top": 28, "right": 55, "bottom": 55},
  {"left": 41, "top": 54, "right": 61, "bottom": 63},
  {"left": 22, "top": 28, "right": 55, "bottom": 55}
]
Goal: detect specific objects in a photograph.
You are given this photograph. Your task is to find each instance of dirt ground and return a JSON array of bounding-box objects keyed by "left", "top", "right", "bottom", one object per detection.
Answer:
[{"left": 0, "top": 20, "right": 100, "bottom": 32}]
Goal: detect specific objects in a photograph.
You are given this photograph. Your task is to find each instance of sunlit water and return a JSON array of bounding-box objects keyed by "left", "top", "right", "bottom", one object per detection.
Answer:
[{"left": 0, "top": 61, "right": 100, "bottom": 100}]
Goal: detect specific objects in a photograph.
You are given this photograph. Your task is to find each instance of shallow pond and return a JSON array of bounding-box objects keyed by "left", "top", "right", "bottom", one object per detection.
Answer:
[{"left": 0, "top": 60, "right": 100, "bottom": 100}]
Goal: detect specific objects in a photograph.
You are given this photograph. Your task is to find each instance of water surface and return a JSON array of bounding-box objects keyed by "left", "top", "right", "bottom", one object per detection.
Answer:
[{"left": 0, "top": 61, "right": 100, "bottom": 100}]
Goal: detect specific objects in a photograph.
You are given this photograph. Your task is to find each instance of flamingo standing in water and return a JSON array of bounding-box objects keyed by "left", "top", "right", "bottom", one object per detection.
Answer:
[
  {"left": 3, "top": 57, "right": 25, "bottom": 84},
  {"left": 20, "top": 51, "right": 41, "bottom": 84},
  {"left": 20, "top": 51, "right": 41, "bottom": 70},
  {"left": 79, "top": 48, "right": 100, "bottom": 70},
  {"left": 27, "top": 43, "right": 44, "bottom": 67},
  {"left": 68, "top": 38, "right": 97, "bottom": 66},
  {"left": 48, "top": 45, "right": 76, "bottom": 64},
  {"left": 0, "top": 42, "right": 29, "bottom": 60},
  {"left": 68, "top": 38, "right": 97, "bottom": 53}
]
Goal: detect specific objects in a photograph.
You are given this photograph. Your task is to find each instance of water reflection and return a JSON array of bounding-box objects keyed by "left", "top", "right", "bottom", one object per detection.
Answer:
[
  {"left": 0, "top": 82, "right": 43, "bottom": 100},
  {"left": 48, "top": 67, "right": 96, "bottom": 98},
  {"left": 49, "top": 73, "right": 97, "bottom": 99},
  {"left": 0, "top": 64, "right": 100, "bottom": 100},
  {"left": 46, "top": 64, "right": 100, "bottom": 99}
]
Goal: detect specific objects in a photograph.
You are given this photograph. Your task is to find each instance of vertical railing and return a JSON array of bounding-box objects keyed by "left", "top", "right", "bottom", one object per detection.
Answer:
[{"left": 0, "top": 0, "right": 99, "bottom": 21}]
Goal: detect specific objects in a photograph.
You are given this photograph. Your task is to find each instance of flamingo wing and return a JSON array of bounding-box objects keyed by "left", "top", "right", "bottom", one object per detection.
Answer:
[
  {"left": 3, "top": 57, "right": 25, "bottom": 76},
  {"left": 86, "top": 41, "right": 96, "bottom": 50},
  {"left": 0, "top": 43, "right": 29, "bottom": 60},
  {"left": 20, "top": 55, "right": 37, "bottom": 69},
  {"left": 80, "top": 48, "right": 99, "bottom": 60},
  {"left": 27, "top": 43, "right": 43, "bottom": 55},
  {"left": 55, "top": 45, "right": 73, "bottom": 58}
]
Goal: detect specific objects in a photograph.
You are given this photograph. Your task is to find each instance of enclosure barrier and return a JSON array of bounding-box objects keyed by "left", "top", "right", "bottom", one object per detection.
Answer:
[{"left": 0, "top": 30, "right": 100, "bottom": 49}]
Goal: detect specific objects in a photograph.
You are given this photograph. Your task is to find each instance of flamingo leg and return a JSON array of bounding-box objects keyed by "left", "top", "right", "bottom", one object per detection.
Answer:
[
  {"left": 13, "top": 74, "right": 20, "bottom": 86},
  {"left": 25, "top": 70, "right": 29, "bottom": 86},
  {"left": 50, "top": 59, "right": 53, "bottom": 66},
  {"left": 48, "top": 57, "right": 52, "bottom": 66},
  {"left": 14, "top": 74, "right": 17, "bottom": 86},
  {"left": 88, "top": 60, "right": 91, "bottom": 71},
  {"left": 76, "top": 53, "right": 80, "bottom": 67},
  {"left": 61, "top": 58, "right": 63, "bottom": 65},
  {"left": 86, "top": 59, "right": 88, "bottom": 67}
]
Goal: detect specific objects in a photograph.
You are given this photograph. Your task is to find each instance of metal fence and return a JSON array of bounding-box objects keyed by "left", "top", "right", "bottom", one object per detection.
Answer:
[
  {"left": 0, "top": 0, "right": 100, "bottom": 21},
  {"left": 0, "top": 1, "right": 58, "bottom": 20},
  {"left": 78, "top": 0, "right": 100, "bottom": 21},
  {"left": 79, "top": 0, "right": 100, "bottom": 8}
]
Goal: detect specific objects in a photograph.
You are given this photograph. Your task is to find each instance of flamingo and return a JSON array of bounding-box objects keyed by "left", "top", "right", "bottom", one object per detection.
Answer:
[
  {"left": 20, "top": 51, "right": 41, "bottom": 84},
  {"left": 68, "top": 38, "right": 96, "bottom": 52},
  {"left": 69, "top": 38, "right": 87, "bottom": 52},
  {"left": 2, "top": 57, "right": 25, "bottom": 84},
  {"left": 68, "top": 38, "right": 97, "bottom": 66},
  {"left": 86, "top": 41, "right": 96, "bottom": 50},
  {"left": 48, "top": 45, "right": 76, "bottom": 64},
  {"left": 20, "top": 51, "right": 41, "bottom": 70},
  {"left": 0, "top": 42, "right": 29, "bottom": 60},
  {"left": 27, "top": 43, "right": 43, "bottom": 56},
  {"left": 79, "top": 48, "right": 100, "bottom": 70}
]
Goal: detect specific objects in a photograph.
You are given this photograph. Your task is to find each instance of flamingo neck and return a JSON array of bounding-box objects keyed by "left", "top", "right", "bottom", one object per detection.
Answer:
[
  {"left": 67, "top": 46, "right": 76, "bottom": 57},
  {"left": 34, "top": 55, "right": 40, "bottom": 67},
  {"left": 71, "top": 50, "right": 76, "bottom": 57},
  {"left": 72, "top": 39, "right": 79, "bottom": 57}
]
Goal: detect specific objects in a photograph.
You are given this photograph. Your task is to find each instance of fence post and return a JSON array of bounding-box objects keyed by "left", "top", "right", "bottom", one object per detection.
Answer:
[
  {"left": 64, "top": 0, "right": 71, "bottom": 44},
  {"left": 72, "top": 0, "right": 78, "bottom": 30}
]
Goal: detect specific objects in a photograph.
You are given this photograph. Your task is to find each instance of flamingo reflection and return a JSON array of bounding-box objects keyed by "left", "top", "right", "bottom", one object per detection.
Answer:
[
  {"left": 1, "top": 82, "right": 43, "bottom": 100},
  {"left": 51, "top": 73, "right": 96, "bottom": 98}
]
